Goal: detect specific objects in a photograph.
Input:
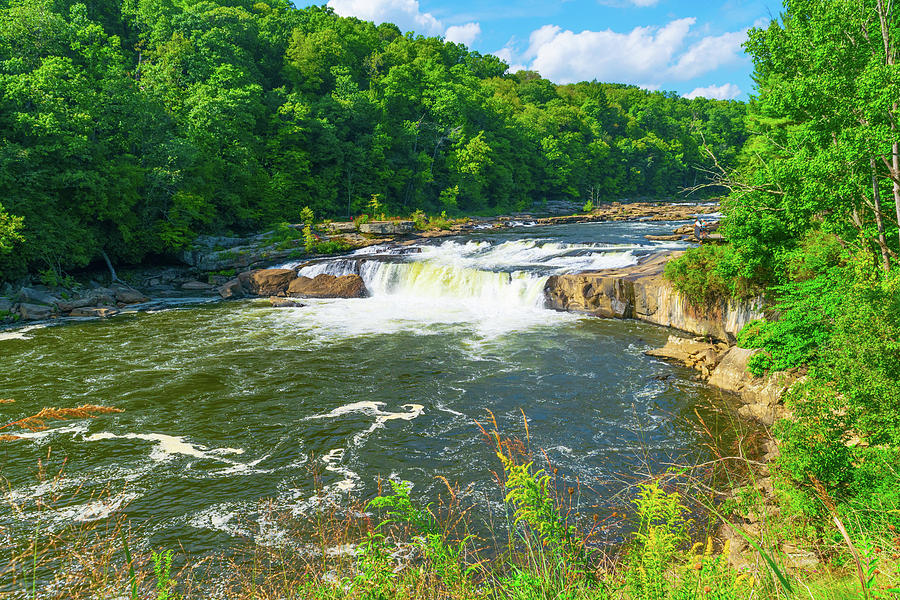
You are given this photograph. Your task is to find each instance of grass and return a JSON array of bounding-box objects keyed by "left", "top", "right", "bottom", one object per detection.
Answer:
[{"left": 1, "top": 407, "right": 898, "bottom": 599}]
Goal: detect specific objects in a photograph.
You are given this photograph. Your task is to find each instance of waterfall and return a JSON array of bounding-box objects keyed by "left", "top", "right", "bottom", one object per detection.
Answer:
[{"left": 288, "top": 238, "right": 642, "bottom": 312}]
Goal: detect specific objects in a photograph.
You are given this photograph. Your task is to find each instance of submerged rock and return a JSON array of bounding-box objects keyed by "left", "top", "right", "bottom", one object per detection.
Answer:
[
  {"left": 269, "top": 297, "right": 306, "bottom": 308},
  {"left": 70, "top": 307, "right": 119, "bottom": 318},
  {"left": 288, "top": 274, "right": 368, "bottom": 298}
]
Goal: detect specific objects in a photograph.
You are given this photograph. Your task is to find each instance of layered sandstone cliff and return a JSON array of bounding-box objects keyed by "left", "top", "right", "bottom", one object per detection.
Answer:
[{"left": 544, "top": 251, "right": 764, "bottom": 342}]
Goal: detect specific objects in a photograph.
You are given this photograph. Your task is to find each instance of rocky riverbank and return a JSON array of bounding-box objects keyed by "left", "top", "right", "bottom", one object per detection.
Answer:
[
  {"left": 0, "top": 201, "right": 718, "bottom": 326},
  {"left": 545, "top": 251, "right": 762, "bottom": 342},
  {"left": 178, "top": 201, "right": 720, "bottom": 274},
  {"left": 543, "top": 248, "right": 805, "bottom": 569}
]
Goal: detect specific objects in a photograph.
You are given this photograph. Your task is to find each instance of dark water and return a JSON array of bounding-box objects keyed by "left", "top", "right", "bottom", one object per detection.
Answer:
[{"left": 0, "top": 220, "right": 737, "bottom": 558}]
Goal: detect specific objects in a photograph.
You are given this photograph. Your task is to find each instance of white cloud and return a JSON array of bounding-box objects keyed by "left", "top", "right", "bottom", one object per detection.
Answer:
[
  {"left": 629, "top": 0, "right": 659, "bottom": 5},
  {"left": 445, "top": 22, "right": 481, "bottom": 46},
  {"left": 523, "top": 18, "right": 695, "bottom": 85},
  {"left": 496, "top": 18, "right": 748, "bottom": 88},
  {"left": 684, "top": 83, "right": 741, "bottom": 100},
  {"left": 327, "top": 0, "right": 442, "bottom": 34},
  {"left": 667, "top": 30, "right": 747, "bottom": 80}
]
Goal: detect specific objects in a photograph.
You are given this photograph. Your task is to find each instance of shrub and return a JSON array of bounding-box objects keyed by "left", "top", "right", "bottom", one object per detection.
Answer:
[
  {"left": 300, "top": 206, "right": 315, "bottom": 226},
  {"left": 735, "top": 268, "right": 843, "bottom": 375},
  {"left": 664, "top": 244, "right": 758, "bottom": 306},
  {"left": 302, "top": 224, "right": 315, "bottom": 253},
  {"left": 354, "top": 214, "right": 370, "bottom": 231},
  {"left": 315, "top": 240, "right": 352, "bottom": 254}
]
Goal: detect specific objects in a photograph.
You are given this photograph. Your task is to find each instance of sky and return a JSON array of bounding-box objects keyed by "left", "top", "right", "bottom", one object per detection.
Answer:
[{"left": 295, "top": 0, "right": 785, "bottom": 100}]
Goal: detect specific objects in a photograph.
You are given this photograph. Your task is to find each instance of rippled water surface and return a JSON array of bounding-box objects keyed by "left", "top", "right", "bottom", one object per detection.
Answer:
[{"left": 0, "top": 220, "right": 736, "bottom": 556}]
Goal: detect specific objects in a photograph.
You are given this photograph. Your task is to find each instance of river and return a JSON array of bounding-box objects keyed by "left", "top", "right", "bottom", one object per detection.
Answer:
[{"left": 0, "top": 219, "right": 740, "bottom": 559}]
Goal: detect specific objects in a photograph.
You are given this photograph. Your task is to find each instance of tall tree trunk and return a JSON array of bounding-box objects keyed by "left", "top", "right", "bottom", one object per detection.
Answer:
[
  {"left": 876, "top": 0, "right": 900, "bottom": 251},
  {"left": 893, "top": 137, "right": 900, "bottom": 249},
  {"left": 871, "top": 160, "right": 892, "bottom": 271}
]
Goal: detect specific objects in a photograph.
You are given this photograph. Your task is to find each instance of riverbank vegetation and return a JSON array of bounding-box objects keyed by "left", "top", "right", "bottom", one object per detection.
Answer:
[
  {"left": 665, "top": 0, "right": 900, "bottom": 566},
  {"left": 0, "top": 0, "right": 747, "bottom": 281}
]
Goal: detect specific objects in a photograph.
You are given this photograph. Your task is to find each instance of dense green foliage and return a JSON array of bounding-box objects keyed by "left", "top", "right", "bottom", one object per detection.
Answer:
[
  {"left": 663, "top": 244, "right": 756, "bottom": 306},
  {"left": 0, "top": 0, "right": 747, "bottom": 281},
  {"left": 666, "top": 0, "right": 900, "bottom": 528}
]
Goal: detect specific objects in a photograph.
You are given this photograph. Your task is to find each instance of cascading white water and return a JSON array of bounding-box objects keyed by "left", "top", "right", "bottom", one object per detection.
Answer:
[
  {"left": 362, "top": 261, "right": 549, "bottom": 309},
  {"left": 290, "top": 238, "right": 641, "bottom": 312}
]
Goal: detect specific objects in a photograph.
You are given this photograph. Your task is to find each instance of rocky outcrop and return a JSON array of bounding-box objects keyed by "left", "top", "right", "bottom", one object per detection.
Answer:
[
  {"left": 359, "top": 221, "right": 414, "bottom": 235},
  {"left": 288, "top": 274, "right": 368, "bottom": 298},
  {"left": 70, "top": 307, "right": 119, "bottom": 318},
  {"left": 217, "top": 270, "right": 369, "bottom": 300},
  {"left": 709, "top": 347, "right": 796, "bottom": 426},
  {"left": 646, "top": 336, "right": 729, "bottom": 379},
  {"left": 647, "top": 335, "right": 796, "bottom": 427},
  {"left": 243, "top": 269, "right": 297, "bottom": 296},
  {"left": 2, "top": 283, "right": 150, "bottom": 322},
  {"left": 534, "top": 201, "right": 719, "bottom": 225},
  {"left": 18, "top": 287, "right": 61, "bottom": 307},
  {"left": 218, "top": 278, "right": 246, "bottom": 299},
  {"left": 545, "top": 251, "right": 763, "bottom": 342},
  {"left": 113, "top": 286, "right": 149, "bottom": 304}
]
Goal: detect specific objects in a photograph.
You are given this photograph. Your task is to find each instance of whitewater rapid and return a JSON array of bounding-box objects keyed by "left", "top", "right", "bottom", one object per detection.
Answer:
[{"left": 271, "top": 237, "right": 649, "bottom": 339}]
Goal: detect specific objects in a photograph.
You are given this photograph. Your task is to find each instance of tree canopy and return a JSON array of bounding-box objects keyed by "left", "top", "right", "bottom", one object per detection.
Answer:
[{"left": 0, "top": 0, "right": 747, "bottom": 280}]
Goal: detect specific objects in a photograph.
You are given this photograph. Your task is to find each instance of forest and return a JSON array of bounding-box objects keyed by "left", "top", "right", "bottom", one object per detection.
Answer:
[
  {"left": 0, "top": 0, "right": 747, "bottom": 281},
  {"left": 666, "top": 0, "right": 900, "bottom": 541}
]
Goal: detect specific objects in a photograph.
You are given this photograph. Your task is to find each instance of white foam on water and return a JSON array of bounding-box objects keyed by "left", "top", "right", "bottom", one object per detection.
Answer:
[
  {"left": 322, "top": 448, "right": 360, "bottom": 493},
  {"left": 6, "top": 423, "right": 89, "bottom": 441},
  {"left": 84, "top": 432, "right": 244, "bottom": 463},
  {"left": 306, "top": 402, "right": 425, "bottom": 447},
  {"left": 0, "top": 324, "right": 47, "bottom": 341},
  {"left": 51, "top": 492, "right": 138, "bottom": 523},
  {"left": 409, "top": 239, "right": 641, "bottom": 274},
  {"left": 188, "top": 504, "right": 253, "bottom": 538}
]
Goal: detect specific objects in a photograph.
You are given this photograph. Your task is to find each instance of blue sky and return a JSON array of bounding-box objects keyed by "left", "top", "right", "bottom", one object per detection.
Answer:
[{"left": 296, "top": 0, "right": 785, "bottom": 100}]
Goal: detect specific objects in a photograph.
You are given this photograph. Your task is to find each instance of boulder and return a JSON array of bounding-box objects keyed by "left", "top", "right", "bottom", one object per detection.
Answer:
[
  {"left": 646, "top": 335, "right": 717, "bottom": 364},
  {"left": 57, "top": 295, "right": 99, "bottom": 312},
  {"left": 707, "top": 347, "right": 760, "bottom": 391},
  {"left": 18, "top": 287, "right": 60, "bottom": 307},
  {"left": 0, "top": 297, "right": 12, "bottom": 313},
  {"left": 244, "top": 269, "right": 297, "bottom": 296},
  {"left": 218, "top": 278, "right": 245, "bottom": 299},
  {"left": 18, "top": 303, "right": 54, "bottom": 320},
  {"left": 70, "top": 307, "right": 118, "bottom": 318},
  {"left": 288, "top": 274, "right": 368, "bottom": 298},
  {"left": 113, "top": 287, "right": 149, "bottom": 304},
  {"left": 269, "top": 297, "right": 306, "bottom": 308},
  {"left": 95, "top": 293, "right": 117, "bottom": 307},
  {"left": 359, "top": 220, "right": 414, "bottom": 235},
  {"left": 181, "top": 280, "right": 214, "bottom": 291}
]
